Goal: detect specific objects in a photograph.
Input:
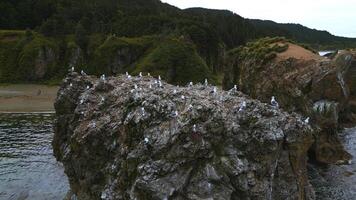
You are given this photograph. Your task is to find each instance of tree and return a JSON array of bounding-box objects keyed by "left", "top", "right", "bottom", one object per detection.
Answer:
[{"left": 75, "top": 22, "right": 88, "bottom": 51}]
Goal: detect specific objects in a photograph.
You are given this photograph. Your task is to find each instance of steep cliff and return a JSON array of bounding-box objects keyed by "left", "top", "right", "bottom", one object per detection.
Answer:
[
  {"left": 224, "top": 38, "right": 353, "bottom": 164},
  {"left": 54, "top": 72, "right": 315, "bottom": 200}
]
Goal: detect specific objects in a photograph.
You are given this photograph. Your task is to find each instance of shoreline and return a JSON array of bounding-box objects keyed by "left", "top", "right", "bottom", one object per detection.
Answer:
[{"left": 0, "top": 84, "right": 58, "bottom": 113}]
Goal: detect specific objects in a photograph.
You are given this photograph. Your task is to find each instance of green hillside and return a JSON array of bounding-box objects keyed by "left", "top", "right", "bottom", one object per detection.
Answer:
[{"left": 0, "top": 0, "right": 355, "bottom": 84}]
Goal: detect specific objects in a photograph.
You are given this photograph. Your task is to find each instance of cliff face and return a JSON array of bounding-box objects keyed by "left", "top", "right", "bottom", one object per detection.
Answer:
[
  {"left": 54, "top": 72, "right": 315, "bottom": 200},
  {"left": 224, "top": 41, "right": 353, "bottom": 164}
]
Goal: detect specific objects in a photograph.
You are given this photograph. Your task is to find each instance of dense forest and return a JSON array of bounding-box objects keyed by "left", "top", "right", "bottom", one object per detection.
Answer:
[{"left": 1, "top": 0, "right": 355, "bottom": 84}]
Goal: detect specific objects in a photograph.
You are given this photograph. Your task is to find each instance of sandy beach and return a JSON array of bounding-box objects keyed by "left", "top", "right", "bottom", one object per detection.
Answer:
[{"left": 0, "top": 84, "right": 59, "bottom": 113}]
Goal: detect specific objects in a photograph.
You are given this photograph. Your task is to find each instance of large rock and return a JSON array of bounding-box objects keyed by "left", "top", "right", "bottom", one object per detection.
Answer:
[
  {"left": 224, "top": 39, "right": 353, "bottom": 164},
  {"left": 54, "top": 73, "right": 315, "bottom": 200}
]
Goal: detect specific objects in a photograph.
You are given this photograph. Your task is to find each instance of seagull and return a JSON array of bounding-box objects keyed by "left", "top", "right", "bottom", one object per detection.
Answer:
[
  {"left": 86, "top": 85, "right": 90, "bottom": 90},
  {"left": 101, "top": 74, "right": 106, "bottom": 82},
  {"left": 134, "top": 84, "right": 138, "bottom": 90},
  {"left": 189, "top": 82, "right": 193, "bottom": 87},
  {"left": 144, "top": 137, "right": 149, "bottom": 144},
  {"left": 188, "top": 104, "right": 193, "bottom": 111},
  {"left": 212, "top": 87, "right": 217, "bottom": 94},
  {"left": 81, "top": 70, "right": 87, "bottom": 76},
  {"left": 271, "top": 96, "right": 279, "bottom": 109},
  {"left": 239, "top": 101, "right": 247, "bottom": 112},
  {"left": 193, "top": 124, "right": 197, "bottom": 132},
  {"left": 234, "top": 85, "right": 238, "bottom": 91},
  {"left": 173, "top": 89, "right": 177, "bottom": 94},
  {"left": 80, "top": 99, "right": 84, "bottom": 104},
  {"left": 158, "top": 75, "right": 161, "bottom": 81},
  {"left": 101, "top": 97, "right": 105, "bottom": 103},
  {"left": 304, "top": 117, "right": 310, "bottom": 124},
  {"left": 139, "top": 72, "right": 143, "bottom": 77},
  {"left": 181, "top": 95, "right": 185, "bottom": 100},
  {"left": 158, "top": 81, "right": 162, "bottom": 88},
  {"left": 127, "top": 75, "right": 132, "bottom": 79},
  {"left": 147, "top": 73, "right": 151, "bottom": 77},
  {"left": 173, "top": 110, "right": 179, "bottom": 117},
  {"left": 69, "top": 83, "right": 73, "bottom": 87},
  {"left": 204, "top": 79, "right": 208, "bottom": 86},
  {"left": 149, "top": 84, "right": 152, "bottom": 89},
  {"left": 141, "top": 107, "right": 146, "bottom": 116},
  {"left": 126, "top": 72, "right": 129, "bottom": 76},
  {"left": 71, "top": 67, "right": 75, "bottom": 72},
  {"left": 89, "top": 122, "right": 96, "bottom": 128}
]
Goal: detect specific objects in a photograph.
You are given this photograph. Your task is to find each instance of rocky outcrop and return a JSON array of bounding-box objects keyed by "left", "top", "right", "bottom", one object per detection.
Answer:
[
  {"left": 224, "top": 40, "right": 353, "bottom": 164},
  {"left": 54, "top": 72, "right": 315, "bottom": 200}
]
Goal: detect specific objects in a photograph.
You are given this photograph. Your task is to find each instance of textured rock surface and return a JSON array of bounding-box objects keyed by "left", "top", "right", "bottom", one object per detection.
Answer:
[
  {"left": 224, "top": 43, "right": 353, "bottom": 164},
  {"left": 54, "top": 73, "right": 315, "bottom": 200}
]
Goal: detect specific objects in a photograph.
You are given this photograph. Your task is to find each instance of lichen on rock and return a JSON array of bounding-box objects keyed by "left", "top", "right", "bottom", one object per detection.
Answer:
[{"left": 54, "top": 72, "right": 315, "bottom": 200}]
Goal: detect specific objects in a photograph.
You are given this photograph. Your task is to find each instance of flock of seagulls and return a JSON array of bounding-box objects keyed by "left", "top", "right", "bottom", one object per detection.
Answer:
[{"left": 69, "top": 67, "right": 310, "bottom": 145}]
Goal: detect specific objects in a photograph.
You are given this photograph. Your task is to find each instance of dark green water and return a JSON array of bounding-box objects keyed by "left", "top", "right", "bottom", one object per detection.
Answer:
[{"left": 0, "top": 113, "right": 69, "bottom": 200}]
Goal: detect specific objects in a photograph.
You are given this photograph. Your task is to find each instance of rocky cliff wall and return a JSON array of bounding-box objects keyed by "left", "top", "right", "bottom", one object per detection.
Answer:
[
  {"left": 54, "top": 72, "right": 315, "bottom": 200},
  {"left": 224, "top": 40, "right": 353, "bottom": 164}
]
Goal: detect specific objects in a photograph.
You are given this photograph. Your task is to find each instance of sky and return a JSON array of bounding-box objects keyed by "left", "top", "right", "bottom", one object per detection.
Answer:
[{"left": 161, "top": 0, "right": 356, "bottom": 38}]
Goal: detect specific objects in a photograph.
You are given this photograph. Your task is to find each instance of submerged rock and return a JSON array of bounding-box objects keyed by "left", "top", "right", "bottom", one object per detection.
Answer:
[{"left": 54, "top": 73, "right": 315, "bottom": 200}]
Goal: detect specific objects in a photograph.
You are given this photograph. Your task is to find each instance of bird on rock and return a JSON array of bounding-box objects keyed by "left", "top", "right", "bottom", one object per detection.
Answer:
[
  {"left": 81, "top": 70, "right": 87, "bottom": 76},
  {"left": 239, "top": 101, "right": 247, "bottom": 112},
  {"left": 271, "top": 96, "right": 279, "bottom": 109}
]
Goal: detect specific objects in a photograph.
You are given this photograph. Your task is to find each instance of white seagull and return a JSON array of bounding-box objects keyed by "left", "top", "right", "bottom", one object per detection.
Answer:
[
  {"left": 144, "top": 137, "right": 149, "bottom": 144},
  {"left": 239, "top": 101, "right": 247, "bottom": 112},
  {"left": 193, "top": 124, "right": 197, "bottom": 132},
  {"left": 271, "top": 96, "right": 279, "bottom": 109},
  {"left": 101, "top": 74, "right": 106, "bottom": 82}
]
